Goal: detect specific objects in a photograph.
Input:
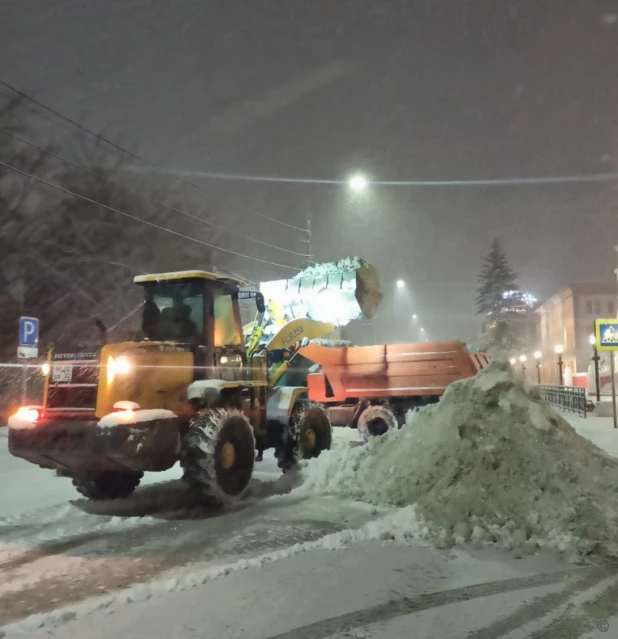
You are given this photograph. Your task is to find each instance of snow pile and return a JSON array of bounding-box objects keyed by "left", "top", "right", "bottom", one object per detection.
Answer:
[{"left": 298, "top": 359, "right": 618, "bottom": 561}]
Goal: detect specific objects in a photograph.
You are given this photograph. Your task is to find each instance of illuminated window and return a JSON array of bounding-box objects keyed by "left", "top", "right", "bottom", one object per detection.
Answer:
[{"left": 214, "top": 295, "right": 241, "bottom": 346}]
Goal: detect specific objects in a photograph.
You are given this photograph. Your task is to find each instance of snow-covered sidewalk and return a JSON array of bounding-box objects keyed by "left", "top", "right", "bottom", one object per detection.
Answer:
[{"left": 562, "top": 412, "right": 618, "bottom": 458}]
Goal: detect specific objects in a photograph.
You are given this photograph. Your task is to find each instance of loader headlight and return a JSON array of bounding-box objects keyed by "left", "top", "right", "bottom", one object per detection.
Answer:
[{"left": 107, "top": 356, "right": 132, "bottom": 384}]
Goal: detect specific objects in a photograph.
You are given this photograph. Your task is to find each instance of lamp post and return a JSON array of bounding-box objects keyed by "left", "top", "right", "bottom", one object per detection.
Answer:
[
  {"left": 519, "top": 354, "right": 527, "bottom": 378},
  {"left": 555, "top": 344, "right": 565, "bottom": 385},
  {"left": 534, "top": 350, "right": 542, "bottom": 384},
  {"left": 509, "top": 357, "right": 517, "bottom": 366},
  {"left": 589, "top": 334, "right": 601, "bottom": 402}
]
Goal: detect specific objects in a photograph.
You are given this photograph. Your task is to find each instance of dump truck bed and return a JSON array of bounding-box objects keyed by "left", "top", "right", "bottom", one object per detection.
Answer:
[{"left": 300, "top": 340, "right": 489, "bottom": 403}]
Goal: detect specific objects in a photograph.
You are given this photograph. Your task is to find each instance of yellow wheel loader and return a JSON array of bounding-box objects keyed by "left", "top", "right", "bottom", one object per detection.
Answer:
[{"left": 8, "top": 259, "right": 381, "bottom": 505}]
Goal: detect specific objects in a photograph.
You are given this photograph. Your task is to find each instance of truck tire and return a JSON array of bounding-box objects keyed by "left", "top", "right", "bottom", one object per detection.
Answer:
[
  {"left": 357, "top": 405, "right": 397, "bottom": 440},
  {"left": 276, "top": 402, "right": 332, "bottom": 471},
  {"left": 72, "top": 472, "right": 142, "bottom": 500},
  {"left": 180, "top": 409, "right": 255, "bottom": 506}
]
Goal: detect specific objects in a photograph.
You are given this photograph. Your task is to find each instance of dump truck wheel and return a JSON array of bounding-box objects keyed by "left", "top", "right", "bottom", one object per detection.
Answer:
[
  {"left": 181, "top": 409, "right": 255, "bottom": 506},
  {"left": 277, "top": 402, "right": 332, "bottom": 470},
  {"left": 357, "top": 405, "right": 397, "bottom": 440},
  {"left": 72, "top": 472, "right": 142, "bottom": 500}
]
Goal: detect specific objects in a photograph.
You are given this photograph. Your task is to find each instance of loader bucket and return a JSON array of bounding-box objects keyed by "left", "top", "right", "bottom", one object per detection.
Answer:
[{"left": 259, "top": 258, "right": 383, "bottom": 329}]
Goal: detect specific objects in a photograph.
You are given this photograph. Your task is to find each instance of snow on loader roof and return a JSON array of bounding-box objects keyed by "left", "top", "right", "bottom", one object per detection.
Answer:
[{"left": 296, "top": 357, "right": 618, "bottom": 562}]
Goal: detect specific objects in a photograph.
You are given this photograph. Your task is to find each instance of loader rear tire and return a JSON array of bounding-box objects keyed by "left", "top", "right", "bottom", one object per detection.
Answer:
[
  {"left": 181, "top": 409, "right": 255, "bottom": 507},
  {"left": 276, "top": 402, "right": 332, "bottom": 471},
  {"left": 72, "top": 472, "right": 142, "bottom": 500}
]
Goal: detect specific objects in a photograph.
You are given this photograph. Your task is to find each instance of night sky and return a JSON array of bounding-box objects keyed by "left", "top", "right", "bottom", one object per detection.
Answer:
[{"left": 2, "top": 0, "right": 618, "bottom": 344}]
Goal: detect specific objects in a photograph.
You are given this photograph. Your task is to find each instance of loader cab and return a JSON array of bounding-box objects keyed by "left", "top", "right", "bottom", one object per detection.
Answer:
[{"left": 134, "top": 271, "right": 245, "bottom": 376}]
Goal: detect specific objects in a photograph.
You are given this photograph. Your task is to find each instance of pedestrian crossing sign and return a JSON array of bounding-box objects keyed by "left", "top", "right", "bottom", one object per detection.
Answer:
[{"left": 595, "top": 319, "right": 618, "bottom": 351}]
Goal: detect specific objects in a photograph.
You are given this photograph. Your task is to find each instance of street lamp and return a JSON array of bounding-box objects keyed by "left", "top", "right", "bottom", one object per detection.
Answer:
[
  {"left": 534, "top": 350, "right": 542, "bottom": 384},
  {"left": 412, "top": 314, "right": 418, "bottom": 320},
  {"left": 348, "top": 173, "right": 368, "bottom": 193},
  {"left": 589, "top": 333, "right": 601, "bottom": 402},
  {"left": 396, "top": 279, "right": 405, "bottom": 289},
  {"left": 509, "top": 357, "right": 517, "bottom": 366},
  {"left": 519, "top": 354, "right": 527, "bottom": 376},
  {"left": 554, "top": 344, "right": 564, "bottom": 385}
]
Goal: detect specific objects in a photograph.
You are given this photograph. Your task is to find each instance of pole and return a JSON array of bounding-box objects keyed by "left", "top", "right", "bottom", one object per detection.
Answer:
[
  {"left": 536, "top": 362, "right": 541, "bottom": 385},
  {"left": 306, "top": 214, "right": 313, "bottom": 266},
  {"left": 609, "top": 351, "right": 618, "bottom": 428},
  {"left": 21, "top": 361, "right": 27, "bottom": 404},
  {"left": 593, "top": 346, "right": 601, "bottom": 402},
  {"left": 558, "top": 354, "right": 564, "bottom": 386}
]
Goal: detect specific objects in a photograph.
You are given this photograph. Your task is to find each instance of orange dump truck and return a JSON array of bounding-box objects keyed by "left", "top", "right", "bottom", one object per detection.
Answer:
[{"left": 298, "top": 340, "right": 488, "bottom": 437}]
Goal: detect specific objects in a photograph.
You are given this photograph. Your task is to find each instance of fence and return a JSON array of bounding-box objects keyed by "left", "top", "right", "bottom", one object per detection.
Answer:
[{"left": 537, "top": 384, "right": 587, "bottom": 418}]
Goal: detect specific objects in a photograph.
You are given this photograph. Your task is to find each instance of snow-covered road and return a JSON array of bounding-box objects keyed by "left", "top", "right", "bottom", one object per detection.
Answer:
[
  {"left": 1, "top": 428, "right": 382, "bottom": 630},
  {"left": 2, "top": 419, "right": 618, "bottom": 638}
]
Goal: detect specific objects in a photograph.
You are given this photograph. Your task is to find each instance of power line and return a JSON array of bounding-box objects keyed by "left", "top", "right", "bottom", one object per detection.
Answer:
[
  {"left": 0, "top": 79, "right": 309, "bottom": 233},
  {"left": 151, "top": 168, "right": 618, "bottom": 188},
  {"left": 0, "top": 127, "right": 309, "bottom": 258},
  {"left": 0, "top": 159, "right": 300, "bottom": 271}
]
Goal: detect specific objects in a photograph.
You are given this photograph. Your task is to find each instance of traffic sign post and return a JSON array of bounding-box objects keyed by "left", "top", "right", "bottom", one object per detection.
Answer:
[
  {"left": 17, "top": 316, "right": 39, "bottom": 405},
  {"left": 595, "top": 319, "right": 618, "bottom": 429}
]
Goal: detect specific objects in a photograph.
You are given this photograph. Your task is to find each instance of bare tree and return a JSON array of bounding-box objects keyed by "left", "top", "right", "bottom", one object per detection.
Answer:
[{"left": 0, "top": 98, "right": 220, "bottom": 357}]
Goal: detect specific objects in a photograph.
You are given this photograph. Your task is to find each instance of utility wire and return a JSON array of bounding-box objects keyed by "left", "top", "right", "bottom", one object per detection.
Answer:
[
  {"left": 0, "top": 79, "right": 309, "bottom": 233},
  {"left": 0, "top": 127, "right": 309, "bottom": 258},
  {"left": 0, "top": 159, "right": 300, "bottom": 271},
  {"left": 154, "top": 168, "right": 618, "bottom": 188}
]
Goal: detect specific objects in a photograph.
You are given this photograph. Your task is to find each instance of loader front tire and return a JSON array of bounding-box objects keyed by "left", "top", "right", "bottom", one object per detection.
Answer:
[
  {"left": 72, "top": 472, "right": 142, "bottom": 500},
  {"left": 181, "top": 409, "right": 255, "bottom": 506}
]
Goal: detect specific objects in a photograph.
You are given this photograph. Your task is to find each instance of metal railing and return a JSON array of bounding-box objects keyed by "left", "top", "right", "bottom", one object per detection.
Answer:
[{"left": 537, "top": 384, "right": 587, "bottom": 417}]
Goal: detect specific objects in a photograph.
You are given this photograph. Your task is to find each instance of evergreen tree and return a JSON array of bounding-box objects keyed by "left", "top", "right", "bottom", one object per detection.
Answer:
[{"left": 475, "top": 239, "right": 525, "bottom": 352}]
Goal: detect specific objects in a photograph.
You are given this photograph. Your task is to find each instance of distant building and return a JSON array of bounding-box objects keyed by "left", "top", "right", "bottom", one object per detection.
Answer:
[{"left": 535, "top": 283, "right": 616, "bottom": 383}]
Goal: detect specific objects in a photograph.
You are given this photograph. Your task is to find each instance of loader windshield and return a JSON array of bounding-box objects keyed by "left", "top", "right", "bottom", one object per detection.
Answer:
[{"left": 142, "top": 281, "right": 205, "bottom": 345}]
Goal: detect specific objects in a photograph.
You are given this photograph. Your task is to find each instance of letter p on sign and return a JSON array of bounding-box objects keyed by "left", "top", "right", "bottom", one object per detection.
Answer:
[{"left": 19, "top": 316, "right": 39, "bottom": 347}]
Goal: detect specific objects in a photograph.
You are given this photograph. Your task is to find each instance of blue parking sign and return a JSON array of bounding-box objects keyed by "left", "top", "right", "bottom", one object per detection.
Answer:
[{"left": 19, "top": 316, "right": 39, "bottom": 347}]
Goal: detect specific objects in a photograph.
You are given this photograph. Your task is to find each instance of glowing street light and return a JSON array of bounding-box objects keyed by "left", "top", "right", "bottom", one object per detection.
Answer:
[
  {"left": 396, "top": 279, "right": 405, "bottom": 289},
  {"left": 412, "top": 314, "right": 418, "bottom": 320},
  {"left": 554, "top": 344, "right": 564, "bottom": 354},
  {"left": 509, "top": 357, "right": 517, "bottom": 365},
  {"left": 348, "top": 173, "right": 368, "bottom": 193}
]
